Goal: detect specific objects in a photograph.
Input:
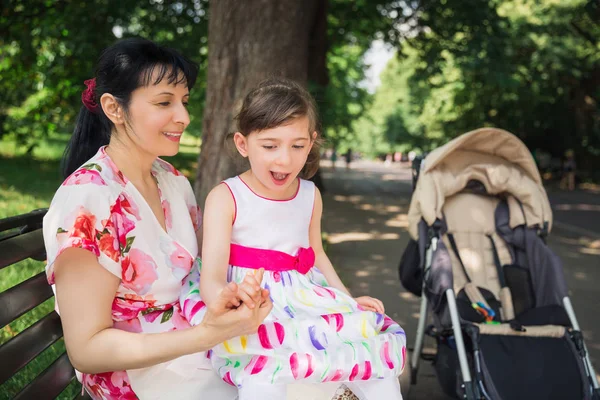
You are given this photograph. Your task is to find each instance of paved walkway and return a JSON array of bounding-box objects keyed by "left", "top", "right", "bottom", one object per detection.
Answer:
[
  {"left": 320, "top": 160, "right": 600, "bottom": 399},
  {"left": 546, "top": 184, "right": 600, "bottom": 240}
]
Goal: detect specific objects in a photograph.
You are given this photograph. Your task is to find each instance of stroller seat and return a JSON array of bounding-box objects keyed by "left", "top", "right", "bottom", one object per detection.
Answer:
[
  {"left": 444, "top": 192, "right": 571, "bottom": 328},
  {"left": 443, "top": 192, "right": 509, "bottom": 297}
]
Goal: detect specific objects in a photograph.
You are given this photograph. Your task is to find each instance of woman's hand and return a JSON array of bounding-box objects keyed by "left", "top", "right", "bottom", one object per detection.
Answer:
[
  {"left": 198, "top": 269, "right": 272, "bottom": 346},
  {"left": 355, "top": 296, "right": 385, "bottom": 314}
]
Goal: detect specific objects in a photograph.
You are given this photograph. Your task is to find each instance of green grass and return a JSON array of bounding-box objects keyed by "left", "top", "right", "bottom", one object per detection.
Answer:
[{"left": 0, "top": 133, "right": 202, "bottom": 398}]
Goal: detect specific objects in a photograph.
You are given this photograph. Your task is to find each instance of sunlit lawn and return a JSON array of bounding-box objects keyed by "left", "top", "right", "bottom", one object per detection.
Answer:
[{"left": 0, "top": 133, "right": 201, "bottom": 399}]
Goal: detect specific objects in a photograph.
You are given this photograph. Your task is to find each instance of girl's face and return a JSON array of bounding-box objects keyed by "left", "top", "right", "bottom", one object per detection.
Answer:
[
  {"left": 120, "top": 73, "right": 190, "bottom": 158},
  {"left": 234, "top": 116, "right": 315, "bottom": 198}
]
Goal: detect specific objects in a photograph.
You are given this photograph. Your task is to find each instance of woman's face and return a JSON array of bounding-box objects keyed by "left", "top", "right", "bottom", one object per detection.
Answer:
[{"left": 121, "top": 71, "right": 190, "bottom": 158}]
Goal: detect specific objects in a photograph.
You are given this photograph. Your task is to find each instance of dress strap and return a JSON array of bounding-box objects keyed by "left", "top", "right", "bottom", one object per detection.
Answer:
[{"left": 229, "top": 244, "right": 315, "bottom": 274}]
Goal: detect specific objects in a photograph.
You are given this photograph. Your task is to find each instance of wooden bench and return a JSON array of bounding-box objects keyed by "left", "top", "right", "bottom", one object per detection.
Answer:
[{"left": 0, "top": 209, "right": 89, "bottom": 399}]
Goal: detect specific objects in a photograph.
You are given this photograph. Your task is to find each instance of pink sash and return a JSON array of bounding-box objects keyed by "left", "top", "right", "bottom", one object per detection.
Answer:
[{"left": 229, "top": 244, "right": 315, "bottom": 274}]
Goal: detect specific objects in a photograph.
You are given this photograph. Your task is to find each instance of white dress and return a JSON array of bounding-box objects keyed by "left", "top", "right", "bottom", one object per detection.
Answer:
[{"left": 181, "top": 176, "right": 406, "bottom": 399}]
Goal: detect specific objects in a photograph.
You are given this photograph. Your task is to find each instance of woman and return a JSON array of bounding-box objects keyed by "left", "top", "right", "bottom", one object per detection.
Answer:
[{"left": 43, "top": 37, "right": 271, "bottom": 399}]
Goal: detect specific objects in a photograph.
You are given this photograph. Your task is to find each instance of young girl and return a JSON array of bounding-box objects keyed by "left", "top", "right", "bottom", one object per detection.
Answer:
[{"left": 182, "top": 78, "right": 406, "bottom": 399}]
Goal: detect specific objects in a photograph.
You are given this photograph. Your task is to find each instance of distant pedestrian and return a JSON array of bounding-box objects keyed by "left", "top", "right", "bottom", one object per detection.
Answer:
[
  {"left": 344, "top": 148, "right": 353, "bottom": 170},
  {"left": 331, "top": 148, "right": 338, "bottom": 170},
  {"left": 561, "top": 149, "right": 576, "bottom": 191}
]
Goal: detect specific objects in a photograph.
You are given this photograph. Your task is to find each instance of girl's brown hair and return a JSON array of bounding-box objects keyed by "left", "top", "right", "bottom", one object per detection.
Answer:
[{"left": 235, "top": 78, "right": 322, "bottom": 179}]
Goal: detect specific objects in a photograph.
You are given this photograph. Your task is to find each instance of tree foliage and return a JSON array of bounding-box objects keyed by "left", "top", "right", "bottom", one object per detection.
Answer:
[
  {"left": 317, "top": 0, "right": 423, "bottom": 149},
  {"left": 1, "top": 0, "right": 209, "bottom": 150},
  {"left": 354, "top": 0, "right": 600, "bottom": 171},
  {"left": 2, "top": 0, "right": 399, "bottom": 156},
  {"left": 4, "top": 0, "right": 598, "bottom": 175}
]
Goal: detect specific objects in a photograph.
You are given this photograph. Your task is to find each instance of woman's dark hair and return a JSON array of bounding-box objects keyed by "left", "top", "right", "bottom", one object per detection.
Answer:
[
  {"left": 61, "top": 37, "right": 198, "bottom": 178},
  {"left": 235, "top": 78, "right": 322, "bottom": 179}
]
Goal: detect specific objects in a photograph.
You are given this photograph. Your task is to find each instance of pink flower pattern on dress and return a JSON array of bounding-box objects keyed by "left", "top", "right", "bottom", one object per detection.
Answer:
[
  {"left": 162, "top": 199, "right": 173, "bottom": 231},
  {"left": 169, "top": 242, "right": 194, "bottom": 280},
  {"left": 189, "top": 204, "right": 202, "bottom": 231},
  {"left": 155, "top": 158, "right": 181, "bottom": 176},
  {"left": 82, "top": 370, "right": 137, "bottom": 400},
  {"left": 44, "top": 146, "right": 199, "bottom": 399},
  {"left": 122, "top": 249, "right": 159, "bottom": 295},
  {"left": 62, "top": 164, "right": 107, "bottom": 186}
]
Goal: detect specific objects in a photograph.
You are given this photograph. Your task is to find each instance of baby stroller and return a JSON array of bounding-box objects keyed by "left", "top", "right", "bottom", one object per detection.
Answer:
[{"left": 399, "top": 128, "right": 600, "bottom": 399}]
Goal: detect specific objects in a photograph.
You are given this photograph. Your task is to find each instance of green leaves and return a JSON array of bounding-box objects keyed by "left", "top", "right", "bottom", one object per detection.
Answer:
[
  {"left": 1, "top": 0, "right": 209, "bottom": 148},
  {"left": 353, "top": 0, "right": 600, "bottom": 164},
  {"left": 4, "top": 0, "right": 597, "bottom": 169},
  {"left": 160, "top": 307, "right": 173, "bottom": 323},
  {"left": 122, "top": 236, "right": 135, "bottom": 255},
  {"left": 82, "top": 163, "right": 102, "bottom": 172}
]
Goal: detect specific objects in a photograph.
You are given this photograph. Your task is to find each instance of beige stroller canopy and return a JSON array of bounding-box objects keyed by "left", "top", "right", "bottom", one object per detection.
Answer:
[{"left": 407, "top": 128, "right": 552, "bottom": 240}]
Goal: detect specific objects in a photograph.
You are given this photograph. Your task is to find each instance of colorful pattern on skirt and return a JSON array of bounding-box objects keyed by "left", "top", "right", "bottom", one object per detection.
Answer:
[{"left": 204, "top": 265, "right": 407, "bottom": 387}]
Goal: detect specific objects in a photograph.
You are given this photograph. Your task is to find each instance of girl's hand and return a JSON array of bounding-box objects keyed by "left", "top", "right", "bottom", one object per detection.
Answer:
[
  {"left": 225, "top": 269, "right": 266, "bottom": 309},
  {"left": 355, "top": 296, "right": 385, "bottom": 314},
  {"left": 200, "top": 271, "right": 272, "bottom": 343}
]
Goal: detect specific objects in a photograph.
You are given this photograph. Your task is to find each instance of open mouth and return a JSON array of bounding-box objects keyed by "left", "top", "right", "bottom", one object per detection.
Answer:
[{"left": 270, "top": 171, "right": 290, "bottom": 185}]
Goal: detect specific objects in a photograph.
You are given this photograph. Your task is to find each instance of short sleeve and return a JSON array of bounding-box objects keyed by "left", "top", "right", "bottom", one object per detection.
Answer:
[{"left": 43, "top": 183, "right": 121, "bottom": 284}]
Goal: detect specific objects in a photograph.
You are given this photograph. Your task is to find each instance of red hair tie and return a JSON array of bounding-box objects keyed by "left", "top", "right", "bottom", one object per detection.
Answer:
[{"left": 82, "top": 78, "right": 99, "bottom": 113}]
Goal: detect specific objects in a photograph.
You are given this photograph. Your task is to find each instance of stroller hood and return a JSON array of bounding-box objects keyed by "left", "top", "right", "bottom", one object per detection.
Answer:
[{"left": 407, "top": 128, "right": 552, "bottom": 240}]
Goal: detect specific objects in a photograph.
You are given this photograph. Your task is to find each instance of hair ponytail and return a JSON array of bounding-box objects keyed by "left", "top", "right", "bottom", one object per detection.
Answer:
[{"left": 61, "top": 105, "right": 111, "bottom": 178}]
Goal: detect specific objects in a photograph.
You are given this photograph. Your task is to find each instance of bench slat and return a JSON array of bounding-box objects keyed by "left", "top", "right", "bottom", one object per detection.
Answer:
[
  {"left": 0, "top": 272, "right": 53, "bottom": 328},
  {"left": 0, "top": 311, "right": 63, "bottom": 385},
  {"left": 0, "top": 229, "right": 46, "bottom": 270},
  {"left": 0, "top": 209, "right": 46, "bottom": 232},
  {"left": 13, "top": 352, "right": 76, "bottom": 400}
]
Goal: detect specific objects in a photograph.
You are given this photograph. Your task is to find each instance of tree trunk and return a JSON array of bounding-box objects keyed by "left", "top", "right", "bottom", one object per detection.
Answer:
[
  {"left": 194, "top": 0, "right": 325, "bottom": 206},
  {"left": 306, "top": 0, "right": 329, "bottom": 193}
]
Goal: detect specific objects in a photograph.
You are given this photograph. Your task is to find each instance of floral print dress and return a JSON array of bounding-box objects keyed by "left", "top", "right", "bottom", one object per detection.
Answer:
[{"left": 43, "top": 147, "right": 235, "bottom": 400}]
